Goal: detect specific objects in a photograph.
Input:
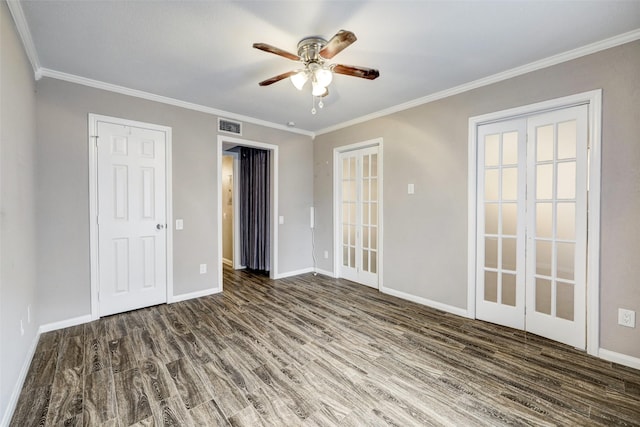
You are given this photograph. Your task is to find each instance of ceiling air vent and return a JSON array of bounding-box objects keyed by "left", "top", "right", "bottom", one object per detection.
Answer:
[{"left": 218, "top": 118, "right": 242, "bottom": 136}]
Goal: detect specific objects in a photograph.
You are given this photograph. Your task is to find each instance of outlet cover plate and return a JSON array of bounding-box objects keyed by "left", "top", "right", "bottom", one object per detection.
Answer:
[{"left": 618, "top": 308, "right": 636, "bottom": 328}]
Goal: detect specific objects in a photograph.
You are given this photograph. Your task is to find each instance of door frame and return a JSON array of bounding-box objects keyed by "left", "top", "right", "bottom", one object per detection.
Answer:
[
  {"left": 88, "top": 114, "right": 174, "bottom": 320},
  {"left": 467, "top": 90, "right": 602, "bottom": 356},
  {"left": 216, "top": 135, "right": 279, "bottom": 288},
  {"left": 333, "top": 138, "right": 384, "bottom": 288}
]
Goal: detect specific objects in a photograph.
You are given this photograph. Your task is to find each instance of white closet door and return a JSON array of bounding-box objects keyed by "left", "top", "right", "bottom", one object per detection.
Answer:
[
  {"left": 526, "top": 105, "right": 588, "bottom": 349},
  {"left": 476, "top": 105, "right": 589, "bottom": 350},
  {"left": 476, "top": 119, "right": 527, "bottom": 330},
  {"left": 97, "top": 121, "right": 168, "bottom": 316},
  {"left": 339, "top": 146, "right": 379, "bottom": 288}
]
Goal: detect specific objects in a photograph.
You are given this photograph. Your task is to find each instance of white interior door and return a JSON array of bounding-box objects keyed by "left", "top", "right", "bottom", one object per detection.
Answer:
[
  {"left": 476, "top": 119, "right": 527, "bottom": 330},
  {"left": 338, "top": 146, "right": 379, "bottom": 288},
  {"left": 526, "top": 105, "right": 588, "bottom": 349},
  {"left": 97, "top": 121, "right": 168, "bottom": 316},
  {"left": 476, "top": 105, "right": 588, "bottom": 349}
]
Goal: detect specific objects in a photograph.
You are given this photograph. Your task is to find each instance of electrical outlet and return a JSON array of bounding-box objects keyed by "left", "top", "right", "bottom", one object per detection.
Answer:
[
  {"left": 176, "top": 219, "right": 184, "bottom": 230},
  {"left": 618, "top": 308, "right": 636, "bottom": 328},
  {"left": 323, "top": 250, "right": 329, "bottom": 259},
  {"left": 199, "top": 264, "right": 207, "bottom": 274}
]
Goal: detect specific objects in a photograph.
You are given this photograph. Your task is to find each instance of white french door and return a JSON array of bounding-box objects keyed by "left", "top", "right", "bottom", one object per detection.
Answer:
[
  {"left": 476, "top": 105, "right": 588, "bottom": 349},
  {"left": 96, "top": 119, "right": 169, "bottom": 317},
  {"left": 338, "top": 146, "right": 379, "bottom": 288}
]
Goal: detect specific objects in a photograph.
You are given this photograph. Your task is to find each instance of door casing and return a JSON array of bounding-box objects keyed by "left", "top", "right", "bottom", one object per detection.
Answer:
[
  {"left": 468, "top": 90, "right": 602, "bottom": 355},
  {"left": 88, "top": 114, "right": 174, "bottom": 320}
]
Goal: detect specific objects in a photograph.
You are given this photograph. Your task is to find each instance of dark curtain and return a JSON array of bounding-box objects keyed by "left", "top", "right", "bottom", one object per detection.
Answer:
[{"left": 239, "top": 147, "right": 271, "bottom": 271}]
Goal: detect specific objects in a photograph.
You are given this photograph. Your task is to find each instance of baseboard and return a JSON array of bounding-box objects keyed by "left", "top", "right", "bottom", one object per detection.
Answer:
[
  {"left": 314, "top": 268, "right": 336, "bottom": 278},
  {"left": 380, "top": 285, "right": 471, "bottom": 318},
  {"left": 222, "top": 258, "right": 232, "bottom": 266},
  {"left": 170, "top": 287, "right": 221, "bottom": 303},
  {"left": 273, "top": 267, "right": 314, "bottom": 279},
  {"left": 1, "top": 331, "right": 40, "bottom": 427},
  {"left": 598, "top": 348, "right": 640, "bottom": 370},
  {"left": 38, "top": 314, "right": 93, "bottom": 334}
]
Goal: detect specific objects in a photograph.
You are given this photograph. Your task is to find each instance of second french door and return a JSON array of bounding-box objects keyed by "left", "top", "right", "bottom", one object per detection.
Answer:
[
  {"left": 338, "top": 145, "right": 380, "bottom": 288},
  {"left": 476, "top": 104, "right": 588, "bottom": 349}
]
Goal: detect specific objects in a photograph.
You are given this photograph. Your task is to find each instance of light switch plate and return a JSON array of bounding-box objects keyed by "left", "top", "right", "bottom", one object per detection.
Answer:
[
  {"left": 199, "top": 264, "right": 207, "bottom": 274},
  {"left": 279, "top": 216, "right": 284, "bottom": 225},
  {"left": 408, "top": 183, "right": 415, "bottom": 194},
  {"left": 176, "top": 219, "right": 184, "bottom": 230}
]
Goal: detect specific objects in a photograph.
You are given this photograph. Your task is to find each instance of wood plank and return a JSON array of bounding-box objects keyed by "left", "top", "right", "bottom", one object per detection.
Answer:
[
  {"left": 47, "top": 366, "right": 84, "bottom": 426},
  {"left": 113, "top": 368, "right": 153, "bottom": 425},
  {"left": 166, "top": 357, "right": 211, "bottom": 410}
]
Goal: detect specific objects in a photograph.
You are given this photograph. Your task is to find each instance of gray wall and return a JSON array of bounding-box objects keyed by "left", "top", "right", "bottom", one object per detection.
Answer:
[
  {"left": 35, "top": 78, "right": 313, "bottom": 325},
  {"left": 314, "top": 41, "right": 640, "bottom": 358},
  {"left": 0, "top": 2, "right": 39, "bottom": 422}
]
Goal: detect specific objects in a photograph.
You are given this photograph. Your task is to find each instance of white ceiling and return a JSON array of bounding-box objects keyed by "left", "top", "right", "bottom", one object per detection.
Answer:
[{"left": 14, "top": 1, "right": 640, "bottom": 134}]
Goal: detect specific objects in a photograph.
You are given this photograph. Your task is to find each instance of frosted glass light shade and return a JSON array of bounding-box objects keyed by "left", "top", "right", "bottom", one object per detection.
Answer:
[
  {"left": 314, "top": 68, "right": 333, "bottom": 87},
  {"left": 290, "top": 71, "right": 309, "bottom": 90},
  {"left": 312, "top": 81, "right": 328, "bottom": 97}
]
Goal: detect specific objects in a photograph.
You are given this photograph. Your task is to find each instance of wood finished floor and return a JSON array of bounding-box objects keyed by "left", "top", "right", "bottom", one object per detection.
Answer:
[{"left": 11, "top": 266, "right": 640, "bottom": 426}]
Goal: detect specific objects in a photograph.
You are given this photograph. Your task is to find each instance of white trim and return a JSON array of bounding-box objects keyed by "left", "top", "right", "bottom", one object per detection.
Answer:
[
  {"left": 274, "top": 267, "right": 314, "bottom": 279},
  {"left": 332, "top": 138, "right": 384, "bottom": 286},
  {"left": 316, "top": 29, "right": 640, "bottom": 136},
  {"left": 170, "top": 288, "right": 221, "bottom": 303},
  {"left": 38, "top": 314, "right": 92, "bottom": 334},
  {"left": 380, "top": 285, "right": 471, "bottom": 319},
  {"left": 467, "top": 90, "right": 602, "bottom": 356},
  {"left": 217, "top": 135, "right": 279, "bottom": 289},
  {"left": 39, "top": 68, "right": 314, "bottom": 137},
  {"left": 88, "top": 114, "right": 174, "bottom": 320},
  {"left": 0, "top": 332, "right": 40, "bottom": 427},
  {"left": 598, "top": 348, "right": 640, "bottom": 371},
  {"left": 314, "top": 268, "right": 336, "bottom": 278},
  {"left": 5, "top": 0, "right": 42, "bottom": 79}
]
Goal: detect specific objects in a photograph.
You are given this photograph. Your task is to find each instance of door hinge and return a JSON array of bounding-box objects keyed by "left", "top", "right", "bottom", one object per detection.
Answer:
[{"left": 90, "top": 135, "right": 99, "bottom": 148}]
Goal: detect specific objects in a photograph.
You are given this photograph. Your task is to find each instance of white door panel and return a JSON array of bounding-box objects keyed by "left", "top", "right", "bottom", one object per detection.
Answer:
[
  {"left": 97, "top": 121, "right": 167, "bottom": 316},
  {"left": 339, "top": 146, "right": 379, "bottom": 288}
]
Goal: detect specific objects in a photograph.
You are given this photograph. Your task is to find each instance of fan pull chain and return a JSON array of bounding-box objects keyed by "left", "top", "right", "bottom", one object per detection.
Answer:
[{"left": 311, "top": 94, "right": 317, "bottom": 114}]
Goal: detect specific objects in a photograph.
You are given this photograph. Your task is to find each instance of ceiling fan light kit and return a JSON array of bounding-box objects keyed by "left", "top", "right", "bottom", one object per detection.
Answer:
[{"left": 253, "top": 30, "right": 380, "bottom": 114}]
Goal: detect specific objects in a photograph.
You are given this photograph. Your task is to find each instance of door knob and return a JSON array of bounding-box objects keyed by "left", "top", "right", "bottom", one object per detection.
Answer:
[{"left": 156, "top": 224, "right": 165, "bottom": 230}]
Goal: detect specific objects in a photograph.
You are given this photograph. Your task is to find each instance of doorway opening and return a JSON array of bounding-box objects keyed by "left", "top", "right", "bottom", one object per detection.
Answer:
[{"left": 217, "top": 136, "right": 279, "bottom": 290}]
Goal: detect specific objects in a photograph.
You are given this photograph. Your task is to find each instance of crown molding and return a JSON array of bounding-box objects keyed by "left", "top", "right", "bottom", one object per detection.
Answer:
[
  {"left": 38, "top": 68, "right": 315, "bottom": 138},
  {"left": 6, "top": 0, "right": 41, "bottom": 78},
  {"left": 316, "top": 28, "right": 640, "bottom": 136}
]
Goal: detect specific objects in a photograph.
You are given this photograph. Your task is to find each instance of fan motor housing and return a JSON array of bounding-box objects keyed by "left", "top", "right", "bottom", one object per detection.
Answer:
[{"left": 297, "top": 37, "right": 327, "bottom": 62}]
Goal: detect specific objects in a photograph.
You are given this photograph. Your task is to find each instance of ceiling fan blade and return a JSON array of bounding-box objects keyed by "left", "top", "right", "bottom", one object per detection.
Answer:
[
  {"left": 253, "top": 43, "right": 300, "bottom": 61},
  {"left": 258, "top": 70, "right": 297, "bottom": 86},
  {"left": 319, "top": 30, "right": 357, "bottom": 59},
  {"left": 332, "top": 64, "right": 380, "bottom": 80}
]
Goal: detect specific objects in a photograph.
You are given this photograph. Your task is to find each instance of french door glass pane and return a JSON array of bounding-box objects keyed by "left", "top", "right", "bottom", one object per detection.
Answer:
[
  {"left": 363, "top": 155, "right": 370, "bottom": 178},
  {"left": 536, "top": 240, "right": 552, "bottom": 277},
  {"left": 535, "top": 278, "right": 552, "bottom": 315},
  {"left": 485, "top": 134, "right": 500, "bottom": 166},
  {"left": 371, "top": 154, "right": 378, "bottom": 178},
  {"left": 536, "top": 203, "right": 553, "bottom": 238},
  {"left": 502, "top": 132, "right": 518, "bottom": 165},
  {"left": 502, "top": 237, "right": 517, "bottom": 271},
  {"left": 363, "top": 227, "right": 369, "bottom": 248},
  {"left": 371, "top": 178, "right": 378, "bottom": 202},
  {"left": 536, "top": 164, "right": 553, "bottom": 199},
  {"left": 557, "top": 242, "right": 575, "bottom": 281},
  {"left": 556, "top": 202, "right": 575, "bottom": 240},
  {"left": 371, "top": 227, "right": 377, "bottom": 250},
  {"left": 371, "top": 252, "right": 377, "bottom": 274},
  {"left": 536, "top": 125, "right": 554, "bottom": 161},
  {"left": 484, "top": 270, "right": 498, "bottom": 302},
  {"left": 556, "top": 282, "right": 575, "bottom": 320},
  {"left": 502, "top": 203, "right": 517, "bottom": 235},
  {"left": 485, "top": 203, "right": 499, "bottom": 234},
  {"left": 502, "top": 273, "right": 516, "bottom": 306},
  {"left": 502, "top": 167, "right": 518, "bottom": 200},
  {"left": 557, "top": 120, "right": 577, "bottom": 160},
  {"left": 557, "top": 162, "right": 576, "bottom": 199},
  {"left": 485, "top": 169, "right": 499, "bottom": 200},
  {"left": 363, "top": 249, "right": 369, "bottom": 271},
  {"left": 485, "top": 237, "right": 498, "bottom": 269}
]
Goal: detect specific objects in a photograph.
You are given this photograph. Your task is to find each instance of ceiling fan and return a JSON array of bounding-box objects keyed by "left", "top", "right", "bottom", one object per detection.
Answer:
[{"left": 253, "top": 30, "right": 380, "bottom": 113}]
